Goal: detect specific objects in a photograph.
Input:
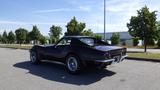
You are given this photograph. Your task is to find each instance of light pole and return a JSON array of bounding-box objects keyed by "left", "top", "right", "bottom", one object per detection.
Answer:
[{"left": 104, "top": 0, "right": 106, "bottom": 40}]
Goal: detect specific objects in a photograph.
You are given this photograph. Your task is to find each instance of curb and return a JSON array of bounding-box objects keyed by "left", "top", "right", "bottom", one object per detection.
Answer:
[{"left": 126, "top": 57, "right": 160, "bottom": 63}]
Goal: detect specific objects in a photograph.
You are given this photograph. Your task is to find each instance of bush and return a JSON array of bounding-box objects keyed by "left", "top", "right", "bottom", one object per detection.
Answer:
[
  {"left": 146, "top": 39, "right": 155, "bottom": 46},
  {"left": 133, "top": 37, "right": 139, "bottom": 46},
  {"left": 94, "top": 34, "right": 102, "bottom": 40},
  {"left": 39, "top": 35, "right": 46, "bottom": 45},
  {"left": 111, "top": 33, "right": 120, "bottom": 45}
]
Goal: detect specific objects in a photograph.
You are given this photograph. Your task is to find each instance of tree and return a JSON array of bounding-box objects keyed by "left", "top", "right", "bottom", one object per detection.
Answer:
[
  {"left": 49, "top": 25, "right": 62, "bottom": 43},
  {"left": 82, "top": 29, "right": 94, "bottom": 36},
  {"left": 146, "top": 38, "right": 155, "bottom": 45},
  {"left": 29, "top": 25, "right": 41, "bottom": 44},
  {"left": 26, "top": 33, "right": 31, "bottom": 44},
  {"left": 94, "top": 34, "right": 102, "bottom": 40},
  {"left": 15, "top": 28, "right": 28, "bottom": 45},
  {"left": 127, "top": 6, "right": 157, "bottom": 52},
  {"left": 45, "top": 36, "right": 50, "bottom": 44},
  {"left": 39, "top": 34, "right": 46, "bottom": 45},
  {"left": 156, "top": 21, "right": 160, "bottom": 47},
  {"left": 65, "top": 17, "right": 86, "bottom": 36},
  {"left": 8, "top": 31, "right": 16, "bottom": 44},
  {"left": 2, "top": 30, "right": 8, "bottom": 44},
  {"left": 0, "top": 34, "right": 2, "bottom": 43},
  {"left": 133, "top": 37, "right": 139, "bottom": 46},
  {"left": 111, "top": 33, "right": 120, "bottom": 45}
]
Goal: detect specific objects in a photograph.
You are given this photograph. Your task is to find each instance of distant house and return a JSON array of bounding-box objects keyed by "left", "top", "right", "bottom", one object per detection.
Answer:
[{"left": 96, "top": 31, "right": 142, "bottom": 46}]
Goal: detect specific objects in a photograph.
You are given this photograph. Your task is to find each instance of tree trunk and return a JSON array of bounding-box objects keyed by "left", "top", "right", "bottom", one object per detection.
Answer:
[{"left": 144, "top": 43, "right": 147, "bottom": 52}]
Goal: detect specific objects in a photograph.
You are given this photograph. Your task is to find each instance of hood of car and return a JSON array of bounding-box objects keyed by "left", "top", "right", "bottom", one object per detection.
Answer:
[{"left": 94, "top": 46, "right": 124, "bottom": 52}]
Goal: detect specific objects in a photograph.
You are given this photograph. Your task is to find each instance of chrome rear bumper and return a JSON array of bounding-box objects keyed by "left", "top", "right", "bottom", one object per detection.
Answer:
[{"left": 95, "top": 55, "right": 128, "bottom": 63}]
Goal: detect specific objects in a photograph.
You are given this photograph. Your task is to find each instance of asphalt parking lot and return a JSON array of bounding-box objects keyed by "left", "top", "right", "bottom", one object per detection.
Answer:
[{"left": 0, "top": 48, "right": 160, "bottom": 90}]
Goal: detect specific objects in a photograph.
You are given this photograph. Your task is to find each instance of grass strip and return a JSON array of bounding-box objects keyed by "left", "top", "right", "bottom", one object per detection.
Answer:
[
  {"left": 127, "top": 53, "right": 160, "bottom": 60},
  {"left": 0, "top": 44, "right": 32, "bottom": 50}
]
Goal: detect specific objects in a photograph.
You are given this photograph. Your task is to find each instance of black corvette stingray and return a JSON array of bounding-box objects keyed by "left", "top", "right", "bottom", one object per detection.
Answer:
[{"left": 30, "top": 36, "right": 127, "bottom": 74}]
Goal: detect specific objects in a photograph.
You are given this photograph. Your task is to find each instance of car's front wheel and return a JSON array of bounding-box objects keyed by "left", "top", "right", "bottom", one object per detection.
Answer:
[
  {"left": 66, "top": 55, "right": 82, "bottom": 74},
  {"left": 30, "top": 51, "right": 40, "bottom": 64}
]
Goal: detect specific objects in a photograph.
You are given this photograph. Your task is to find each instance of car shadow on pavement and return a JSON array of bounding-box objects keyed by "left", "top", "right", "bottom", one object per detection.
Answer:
[{"left": 13, "top": 61, "right": 116, "bottom": 85}]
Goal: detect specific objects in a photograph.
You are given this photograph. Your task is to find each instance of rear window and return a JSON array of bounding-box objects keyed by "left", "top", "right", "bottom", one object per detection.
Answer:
[
  {"left": 79, "top": 38, "right": 94, "bottom": 46},
  {"left": 78, "top": 37, "right": 109, "bottom": 46}
]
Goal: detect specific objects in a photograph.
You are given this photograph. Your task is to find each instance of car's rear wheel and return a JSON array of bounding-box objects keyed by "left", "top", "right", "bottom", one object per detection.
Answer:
[
  {"left": 30, "top": 51, "right": 40, "bottom": 64},
  {"left": 66, "top": 55, "right": 82, "bottom": 74}
]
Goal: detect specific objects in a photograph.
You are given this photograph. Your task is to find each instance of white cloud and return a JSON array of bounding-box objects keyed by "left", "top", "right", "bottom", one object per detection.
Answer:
[
  {"left": 105, "top": 0, "right": 145, "bottom": 12},
  {"left": 0, "top": 20, "right": 26, "bottom": 25},
  {"left": 68, "top": 0, "right": 79, "bottom": 5},
  {"left": 79, "top": 6, "right": 91, "bottom": 12},
  {"left": 35, "top": 6, "right": 91, "bottom": 13},
  {"left": 0, "top": 20, "right": 65, "bottom": 25},
  {"left": 88, "top": 0, "right": 147, "bottom": 33},
  {"left": 1, "top": 0, "right": 160, "bottom": 35},
  {"left": 35, "top": 8, "right": 76, "bottom": 13}
]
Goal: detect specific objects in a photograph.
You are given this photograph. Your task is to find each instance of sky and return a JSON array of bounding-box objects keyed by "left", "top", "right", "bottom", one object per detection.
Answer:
[{"left": 0, "top": 0, "right": 160, "bottom": 36}]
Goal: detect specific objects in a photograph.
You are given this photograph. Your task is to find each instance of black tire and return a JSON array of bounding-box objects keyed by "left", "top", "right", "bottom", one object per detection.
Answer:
[
  {"left": 65, "top": 54, "right": 83, "bottom": 74},
  {"left": 30, "top": 51, "right": 40, "bottom": 64}
]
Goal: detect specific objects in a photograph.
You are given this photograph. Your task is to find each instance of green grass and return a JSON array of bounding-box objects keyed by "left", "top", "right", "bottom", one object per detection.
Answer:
[
  {"left": 127, "top": 53, "right": 160, "bottom": 59},
  {"left": 123, "top": 45, "right": 159, "bottom": 49},
  {"left": 0, "top": 44, "right": 32, "bottom": 50}
]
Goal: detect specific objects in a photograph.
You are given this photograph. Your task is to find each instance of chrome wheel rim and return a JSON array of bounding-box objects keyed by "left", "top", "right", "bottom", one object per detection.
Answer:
[
  {"left": 67, "top": 57, "right": 78, "bottom": 72},
  {"left": 30, "top": 52, "right": 36, "bottom": 63}
]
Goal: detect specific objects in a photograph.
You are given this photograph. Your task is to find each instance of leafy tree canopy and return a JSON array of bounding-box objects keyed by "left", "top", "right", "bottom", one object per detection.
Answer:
[
  {"left": 8, "top": 31, "right": 16, "bottom": 44},
  {"left": 156, "top": 21, "right": 160, "bottom": 38},
  {"left": 94, "top": 34, "right": 102, "bottom": 40},
  {"left": 127, "top": 6, "right": 157, "bottom": 42},
  {"left": 65, "top": 17, "right": 86, "bottom": 36},
  {"left": 29, "top": 25, "right": 41, "bottom": 41},
  {"left": 28, "top": 25, "right": 41, "bottom": 44},
  {"left": 82, "top": 29, "right": 94, "bottom": 36},
  {"left": 2, "top": 30, "right": 8, "bottom": 43},
  {"left": 39, "top": 34, "right": 46, "bottom": 45},
  {"left": 15, "top": 28, "right": 28, "bottom": 44},
  {"left": 127, "top": 6, "right": 157, "bottom": 52},
  {"left": 49, "top": 25, "right": 62, "bottom": 43},
  {"left": 133, "top": 37, "right": 139, "bottom": 46},
  {"left": 156, "top": 21, "right": 160, "bottom": 47},
  {"left": 111, "top": 33, "right": 120, "bottom": 45},
  {"left": 0, "top": 34, "right": 2, "bottom": 42}
]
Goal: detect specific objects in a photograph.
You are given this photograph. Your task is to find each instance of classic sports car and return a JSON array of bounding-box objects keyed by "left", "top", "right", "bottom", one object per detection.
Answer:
[{"left": 30, "top": 36, "right": 127, "bottom": 74}]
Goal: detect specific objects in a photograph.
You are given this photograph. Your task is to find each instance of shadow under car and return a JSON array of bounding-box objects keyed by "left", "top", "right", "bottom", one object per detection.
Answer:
[{"left": 13, "top": 61, "right": 116, "bottom": 85}]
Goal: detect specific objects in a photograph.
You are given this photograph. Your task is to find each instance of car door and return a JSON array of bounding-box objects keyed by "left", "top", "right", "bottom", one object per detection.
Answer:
[{"left": 45, "top": 38, "right": 72, "bottom": 61}]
